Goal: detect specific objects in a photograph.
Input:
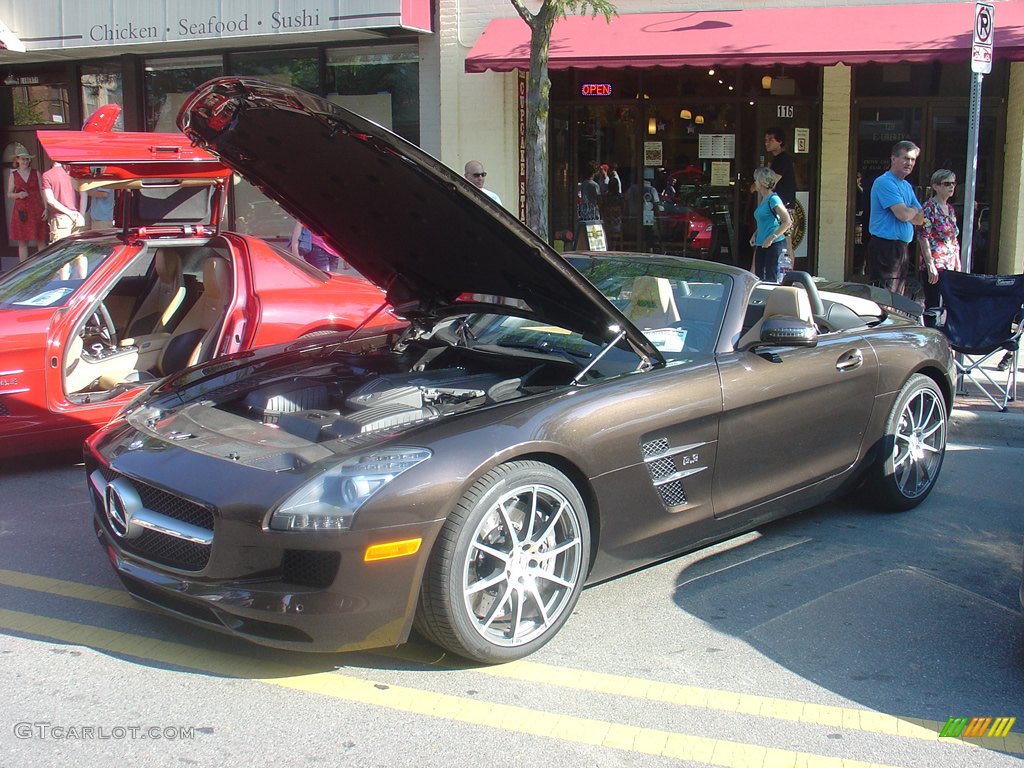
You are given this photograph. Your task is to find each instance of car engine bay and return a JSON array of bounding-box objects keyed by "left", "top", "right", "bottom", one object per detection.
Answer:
[{"left": 131, "top": 341, "right": 581, "bottom": 466}]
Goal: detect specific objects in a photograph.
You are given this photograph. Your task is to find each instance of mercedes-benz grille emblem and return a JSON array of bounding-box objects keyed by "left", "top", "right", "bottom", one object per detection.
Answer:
[{"left": 104, "top": 478, "right": 144, "bottom": 540}]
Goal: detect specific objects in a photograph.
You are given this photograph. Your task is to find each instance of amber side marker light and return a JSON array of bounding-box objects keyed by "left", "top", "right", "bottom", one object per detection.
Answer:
[{"left": 364, "top": 538, "right": 422, "bottom": 562}]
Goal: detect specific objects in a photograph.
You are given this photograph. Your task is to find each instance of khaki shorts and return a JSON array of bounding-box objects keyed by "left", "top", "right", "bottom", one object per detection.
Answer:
[{"left": 48, "top": 213, "right": 81, "bottom": 244}]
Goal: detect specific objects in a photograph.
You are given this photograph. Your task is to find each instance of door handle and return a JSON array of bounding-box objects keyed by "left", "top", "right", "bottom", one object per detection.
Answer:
[{"left": 836, "top": 349, "right": 863, "bottom": 371}]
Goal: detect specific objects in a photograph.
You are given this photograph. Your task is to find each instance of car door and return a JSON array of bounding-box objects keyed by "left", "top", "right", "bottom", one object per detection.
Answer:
[{"left": 712, "top": 331, "right": 879, "bottom": 517}]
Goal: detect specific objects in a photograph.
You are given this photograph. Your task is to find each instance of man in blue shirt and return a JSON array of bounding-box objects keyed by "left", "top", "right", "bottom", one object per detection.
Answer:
[{"left": 868, "top": 140, "right": 926, "bottom": 297}]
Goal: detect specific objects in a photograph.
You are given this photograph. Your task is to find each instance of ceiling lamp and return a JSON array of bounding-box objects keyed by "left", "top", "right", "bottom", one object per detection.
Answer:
[
  {"left": 648, "top": 117, "right": 657, "bottom": 135},
  {"left": 679, "top": 109, "right": 692, "bottom": 120},
  {"left": 762, "top": 75, "right": 773, "bottom": 89},
  {"left": 695, "top": 115, "right": 705, "bottom": 125}
]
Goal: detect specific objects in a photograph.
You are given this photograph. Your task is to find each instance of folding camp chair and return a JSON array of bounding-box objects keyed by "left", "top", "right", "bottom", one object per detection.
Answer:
[{"left": 933, "top": 271, "right": 1024, "bottom": 411}]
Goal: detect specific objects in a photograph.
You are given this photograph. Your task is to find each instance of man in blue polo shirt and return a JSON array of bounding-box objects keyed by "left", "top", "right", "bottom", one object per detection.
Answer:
[{"left": 868, "top": 140, "right": 926, "bottom": 297}]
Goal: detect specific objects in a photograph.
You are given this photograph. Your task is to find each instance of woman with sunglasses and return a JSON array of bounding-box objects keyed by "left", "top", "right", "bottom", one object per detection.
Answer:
[{"left": 917, "top": 169, "right": 961, "bottom": 310}]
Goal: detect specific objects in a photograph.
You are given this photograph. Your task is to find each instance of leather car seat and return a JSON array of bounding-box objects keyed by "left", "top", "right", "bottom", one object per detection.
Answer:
[
  {"left": 626, "top": 276, "right": 681, "bottom": 329},
  {"left": 157, "top": 256, "right": 231, "bottom": 375},
  {"left": 127, "top": 249, "right": 185, "bottom": 336},
  {"left": 737, "top": 285, "right": 814, "bottom": 348}
]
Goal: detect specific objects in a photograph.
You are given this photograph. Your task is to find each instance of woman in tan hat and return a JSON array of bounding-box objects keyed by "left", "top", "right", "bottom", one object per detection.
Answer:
[{"left": 6, "top": 143, "right": 46, "bottom": 261}]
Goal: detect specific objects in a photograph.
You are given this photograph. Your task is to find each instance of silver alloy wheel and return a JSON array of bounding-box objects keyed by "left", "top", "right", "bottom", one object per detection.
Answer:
[
  {"left": 461, "top": 482, "right": 585, "bottom": 648},
  {"left": 891, "top": 385, "right": 945, "bottom": 499}
]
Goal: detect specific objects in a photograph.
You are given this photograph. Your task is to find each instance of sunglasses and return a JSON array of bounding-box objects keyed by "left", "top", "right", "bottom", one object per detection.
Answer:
[
  {"left": 471, "top": 172, "right": 487, "bottom": 178},
  {"left": 937, "top": 181, "right": 956, "bottom": 186}
]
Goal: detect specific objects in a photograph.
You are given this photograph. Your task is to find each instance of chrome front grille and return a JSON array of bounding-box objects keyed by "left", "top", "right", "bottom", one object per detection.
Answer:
[{"left": 92, "top": 465, "right": 214, "bottom": 571}]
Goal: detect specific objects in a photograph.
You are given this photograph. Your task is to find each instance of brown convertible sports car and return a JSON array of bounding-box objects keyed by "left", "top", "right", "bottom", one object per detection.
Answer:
[{"left": 85, "top": 77, "right": 955, "bottom": 664}]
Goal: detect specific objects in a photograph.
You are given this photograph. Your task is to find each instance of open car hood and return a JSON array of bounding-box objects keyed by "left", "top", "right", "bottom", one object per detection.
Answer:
[{"left": 176, "top": 77, "right": 660, "bottom": 359}]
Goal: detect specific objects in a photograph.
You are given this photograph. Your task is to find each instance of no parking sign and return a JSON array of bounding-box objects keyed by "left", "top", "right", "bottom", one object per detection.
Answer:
[{"left": 972, "top": 2, "right": 995, "bottom": 74}]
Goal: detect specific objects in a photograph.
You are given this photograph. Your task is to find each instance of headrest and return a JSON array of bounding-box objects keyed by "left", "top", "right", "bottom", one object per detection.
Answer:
[
  {"left": 202, "top": 257, "right": 230, "bottom": 301},
  {"left": 764, "top": 285, "right": 813, "bottom": 323},
  {"left": 629, "top": 276, "right": 678, "bottom": 318},
  {"left": 154, "top": 249, "right": 182, "bottom": 283}
]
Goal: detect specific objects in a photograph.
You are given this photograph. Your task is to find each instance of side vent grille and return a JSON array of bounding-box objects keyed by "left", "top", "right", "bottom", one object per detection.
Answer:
[{"left": 640, "top": 437, "right": 706, "bottom": 511}]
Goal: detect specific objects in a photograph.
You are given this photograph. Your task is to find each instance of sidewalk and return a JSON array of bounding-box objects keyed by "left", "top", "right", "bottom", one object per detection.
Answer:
[{"left": 947, "top": 357, "right": 1024, "bottom": 446}]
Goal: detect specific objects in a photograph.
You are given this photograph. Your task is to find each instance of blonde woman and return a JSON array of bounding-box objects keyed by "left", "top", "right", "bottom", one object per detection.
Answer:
[
  {"left": 749, "top": 166, "right": 793, "bottom": 282},
  {"left": 6, "top": 144, "right": 46, "bottom": 261}
]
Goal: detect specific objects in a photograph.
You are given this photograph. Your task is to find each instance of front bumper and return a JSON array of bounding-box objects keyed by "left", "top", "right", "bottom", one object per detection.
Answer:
[{"left": 87, "top": 454, "right": 445, "bottom": 653}]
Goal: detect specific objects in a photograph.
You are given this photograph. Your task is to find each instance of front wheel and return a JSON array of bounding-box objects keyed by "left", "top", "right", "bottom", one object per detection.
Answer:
[
  {"left": 415, "top": 461, "right": 591, "bottom": 664},
  {"left": 864, "top": 373, "right": 947, "bottom": 511}
]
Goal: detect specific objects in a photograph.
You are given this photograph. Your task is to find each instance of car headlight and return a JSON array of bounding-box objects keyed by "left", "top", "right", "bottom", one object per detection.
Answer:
[{"left": 269, "top": 447, "right": 431, "bottom": 532}]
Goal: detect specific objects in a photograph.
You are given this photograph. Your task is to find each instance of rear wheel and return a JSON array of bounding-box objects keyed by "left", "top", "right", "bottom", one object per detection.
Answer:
[
  {"left": 416, "top": 461, "right": 590, "bottom": 663},
  {"left": 864, "top": 374, "right": 947, "bottom": 511}
]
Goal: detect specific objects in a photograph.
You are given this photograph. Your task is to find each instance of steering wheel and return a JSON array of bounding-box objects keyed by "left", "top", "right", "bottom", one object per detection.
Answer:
[{"left": 87, "top": 302, "right": 118, "bottom": 349}]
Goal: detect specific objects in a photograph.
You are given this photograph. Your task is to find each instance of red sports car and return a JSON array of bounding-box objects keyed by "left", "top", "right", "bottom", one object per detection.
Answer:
[{"left": 0, "top": 131, "right": 398, "bottom": 459}]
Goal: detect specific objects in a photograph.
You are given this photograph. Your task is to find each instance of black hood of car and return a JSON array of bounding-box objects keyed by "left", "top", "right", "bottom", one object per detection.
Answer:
[{"left": 177, "top": 77, "right": 660, "bottom": 359}]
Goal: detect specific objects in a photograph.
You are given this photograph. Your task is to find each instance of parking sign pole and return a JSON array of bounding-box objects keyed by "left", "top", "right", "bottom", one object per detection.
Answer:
[
  {"left": 963, "top": 1, "right": 995, "bottom": 274},
  {"left": 960, "top": 73, "right": 982, "bottom": 275}
]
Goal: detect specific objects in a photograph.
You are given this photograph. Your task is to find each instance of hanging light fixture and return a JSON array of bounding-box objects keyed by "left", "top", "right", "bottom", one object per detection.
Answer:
[
  {"left": 647, "top": 117, "right": 657, "bottom": 135},
  {"left": 762, "top": 75, "right": 773, "bottom": 89},
  {"left": 679, "top": 109, "right": 692, "bottom": 120},
  {"left": 695, "top": 115, "right": 705, "bottom": 125}
]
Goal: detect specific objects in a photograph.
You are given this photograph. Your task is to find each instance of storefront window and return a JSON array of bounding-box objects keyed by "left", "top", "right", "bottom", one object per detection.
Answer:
[
  {"left": 549, "top": 65, "right": 819, "bottom": 266},
  {"left": 326, "top": 46, "right": 420, "bottom": 145},
  {"left": 225, "top": 49, "right": 319, "bottom": 240},
  {"left": 144, "top": 55, "right": 223, "bottom": 132},
  {"left": 229, "top": 48, "right": 319, "bottom": 93},
  {"left": 81, "top": 62, "right": 123, "bottom": 130},
  {"left": 9, "top": 84, "right": 69, "bottom": 126}
]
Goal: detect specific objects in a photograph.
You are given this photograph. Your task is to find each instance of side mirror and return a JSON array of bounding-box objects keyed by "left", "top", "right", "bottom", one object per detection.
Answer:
[{"left": 759, "top": 315, "right": 818, "bottom": 347}]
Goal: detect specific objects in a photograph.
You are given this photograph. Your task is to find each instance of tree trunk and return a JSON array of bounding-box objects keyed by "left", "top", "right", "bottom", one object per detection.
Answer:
[{"left": 524, "top": 15, "right": 556, "bottom": 242}]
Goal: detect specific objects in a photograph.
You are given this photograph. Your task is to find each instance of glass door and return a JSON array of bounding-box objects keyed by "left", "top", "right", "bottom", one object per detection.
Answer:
[{"left": 924, "top": 105, "right": 1002, "bottom": 275}]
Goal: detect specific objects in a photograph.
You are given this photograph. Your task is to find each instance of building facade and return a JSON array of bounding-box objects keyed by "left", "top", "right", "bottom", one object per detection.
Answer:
[
  {"left": 2, "top": 0, "right": 1023, "bottom": 281},
  {"left": 452, "top": 0, "right": 1024, "bottom": 280}
]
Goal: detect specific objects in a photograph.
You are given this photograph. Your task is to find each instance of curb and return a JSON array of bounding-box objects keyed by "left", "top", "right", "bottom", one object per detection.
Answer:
[{"left": 949, "top": 407, "right": 1024, "bottom": 446}]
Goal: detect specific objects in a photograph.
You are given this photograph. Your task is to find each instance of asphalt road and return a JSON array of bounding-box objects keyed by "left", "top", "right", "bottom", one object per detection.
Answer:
[{"left": 0, "top": 422, "right": 1021, "bottom": 768}]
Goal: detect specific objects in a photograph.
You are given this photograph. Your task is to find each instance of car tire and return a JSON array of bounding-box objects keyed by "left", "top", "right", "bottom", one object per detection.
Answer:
[
  {"left": 415, "top": 461, "right": 590, "bottom": 664},
  {"left": 864, "top": 373, "right": 947, "bottom": 511}
]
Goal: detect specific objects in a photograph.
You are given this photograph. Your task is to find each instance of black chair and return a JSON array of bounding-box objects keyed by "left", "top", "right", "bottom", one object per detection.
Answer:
[{"left": 932, "top": 271, "right": 1024, "bottom": 411}]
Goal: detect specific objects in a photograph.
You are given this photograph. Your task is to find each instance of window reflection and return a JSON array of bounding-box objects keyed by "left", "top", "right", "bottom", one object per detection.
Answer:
[
  {"left": 10, "top": 84, "right": 69, "bottom": 126},
  {"left": 144, "top": 55, "right": 223, "bottom": 132},
  {"left": 81, "top": 62, "right": 123, "bottom": 130},
  {"left": 327, "top": 46, "right": 420, "bottom": 145}
]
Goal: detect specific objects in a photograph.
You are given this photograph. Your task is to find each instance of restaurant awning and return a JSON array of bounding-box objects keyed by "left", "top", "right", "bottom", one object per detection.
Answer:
[{"left": 465, "top": 2, "right": 1024, "bottom": 73}]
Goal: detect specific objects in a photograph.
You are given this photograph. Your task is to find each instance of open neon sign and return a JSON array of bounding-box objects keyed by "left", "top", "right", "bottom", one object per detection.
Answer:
[{"left": 580, "top": 83, "right": 612, "bottom": 97}]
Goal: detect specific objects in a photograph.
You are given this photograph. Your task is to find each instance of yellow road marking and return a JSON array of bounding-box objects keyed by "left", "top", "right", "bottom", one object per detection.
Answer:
[
  {"left": 0, "top": 568, "right": 144, "bottom": 611},
  {"left": 0, "top": 607, "right": 902, "bottom": 768},
  {"left": 2, "top": 567, "right": 1021, "bottom": 757}
]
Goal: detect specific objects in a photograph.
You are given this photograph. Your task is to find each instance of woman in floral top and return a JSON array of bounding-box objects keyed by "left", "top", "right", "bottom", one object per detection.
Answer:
[{"left": 917, "top": 168, "right": 961, "bottom": 309}]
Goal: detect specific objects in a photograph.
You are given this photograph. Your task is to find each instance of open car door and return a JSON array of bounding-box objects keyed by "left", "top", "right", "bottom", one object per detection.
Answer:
[{"left": 36, "top": 131, "right": 231, "bottom": 237}]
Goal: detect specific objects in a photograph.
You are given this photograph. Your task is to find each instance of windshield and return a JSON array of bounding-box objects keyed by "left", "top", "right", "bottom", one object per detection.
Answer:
[
  {"left": 570, "top": 256, "right": 732, "bottom": 359},
  {"left": 0, "top": 241, "right": 115, "bottom": 309},
  {"left": 433, "top": 257, "right": 732, "bottom": 370}
]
